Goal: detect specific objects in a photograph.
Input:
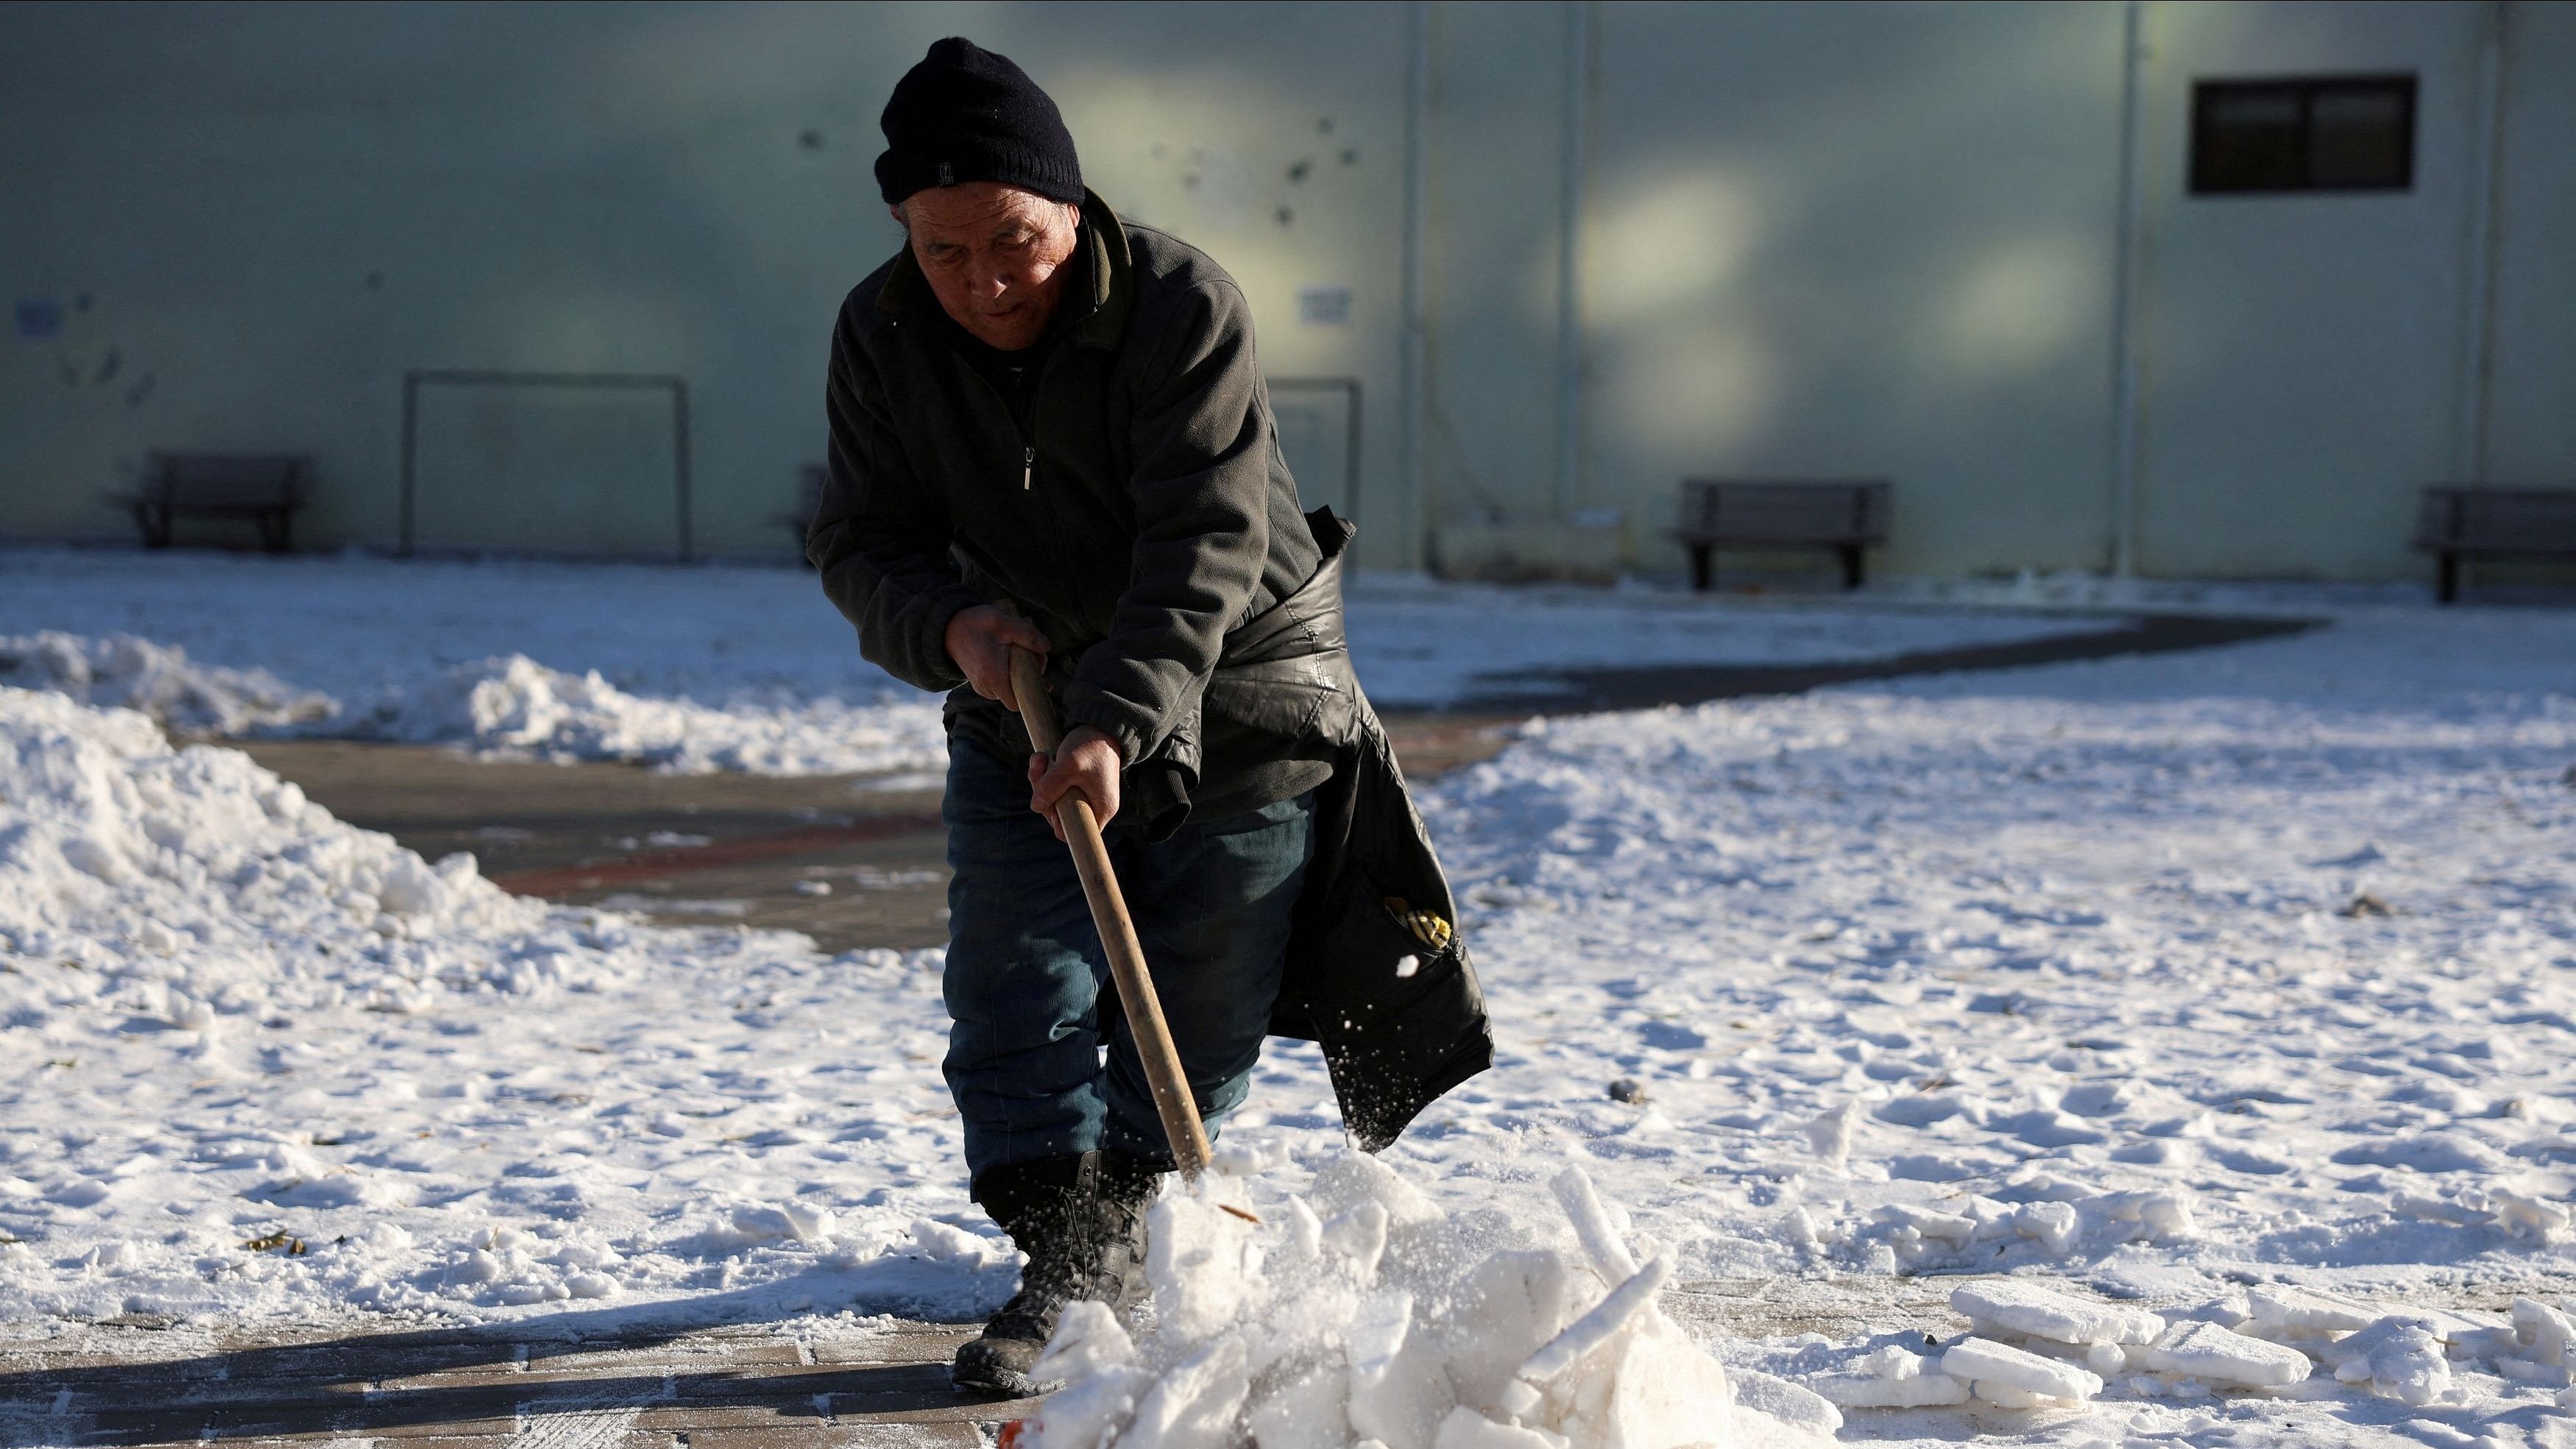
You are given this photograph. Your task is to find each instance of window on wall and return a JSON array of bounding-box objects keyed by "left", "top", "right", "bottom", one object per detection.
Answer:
[{"left": 2190, "top": 74, "right": 2417, "bottom": 194}]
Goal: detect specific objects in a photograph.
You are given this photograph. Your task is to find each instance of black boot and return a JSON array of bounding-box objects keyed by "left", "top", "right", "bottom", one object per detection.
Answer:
[{"left": 951, "top": 1149, "right": 1164, "bottom": 1396}]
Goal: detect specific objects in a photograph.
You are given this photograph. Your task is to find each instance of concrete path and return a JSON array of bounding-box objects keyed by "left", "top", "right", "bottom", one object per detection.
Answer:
[
  {"left": 231, "top": 714, "right": 1521, "bottom": 954},
  {"left": 10, "top": 1270, "right": 2563, "bottom": 1447},
  {"left": 0, "top": 1277, "right": 2079, "bottom": 1447},
  {"left": 224, "top": 610, "right": 2317, "bottom": 951},
  {"left": 0, "top": 1317, "right": 1017, "bottom": 1448}
]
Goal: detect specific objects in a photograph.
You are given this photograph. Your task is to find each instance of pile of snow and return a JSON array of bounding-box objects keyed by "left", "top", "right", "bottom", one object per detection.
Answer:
[
  {"left": 0, "top": 553, "right": 957, "bottom": 774},
  {"left": 335, "top": 653, "right": 946, "bottom": 775},
  {"left": 0, "top": 684, "right": 543, "bottom": 987},
  {"left": 0, "top": 632, "right": 946, "bottom": 775},
  {"left": 1027, "top": 1159, "right": 1834, "bottom": 1449},
  {"left": 0, "top": 631, "right": 330, "bottom": 736},
  {"left": 0, "top": 684, "right": 992, "bottom": 1320}
]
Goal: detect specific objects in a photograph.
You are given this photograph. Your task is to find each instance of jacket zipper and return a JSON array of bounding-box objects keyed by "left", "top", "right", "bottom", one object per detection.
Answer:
[{"left": 1023, "top": 445, "right": 1035, "bottom": 491}]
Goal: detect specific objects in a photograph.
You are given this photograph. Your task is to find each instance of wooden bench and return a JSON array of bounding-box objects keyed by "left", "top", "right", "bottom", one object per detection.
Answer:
[
  {"left": 1676, "top": 479, "right": 1891, "bottom": 591},
  {"left": 2414, "top": 485, "right": 2576, "bottom": 603},
  {"left": 113, "top": 452, "right": 313, "bottom": 552}
]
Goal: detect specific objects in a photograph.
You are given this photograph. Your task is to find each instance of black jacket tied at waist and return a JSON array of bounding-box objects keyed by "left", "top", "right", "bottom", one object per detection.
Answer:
[{"left": 1203, "top": 508, "right": 1495, "bottom": 1150}]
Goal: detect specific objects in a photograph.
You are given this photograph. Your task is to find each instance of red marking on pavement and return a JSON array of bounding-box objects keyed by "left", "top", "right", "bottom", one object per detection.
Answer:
[{"left": 489, "top": 813, "right": 944, "bottom": 898}]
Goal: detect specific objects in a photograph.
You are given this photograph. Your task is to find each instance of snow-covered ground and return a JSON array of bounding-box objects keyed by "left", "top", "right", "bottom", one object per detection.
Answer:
[
  {"left": 3, "top": 552, "right": 2575, "bottom": 1446},
  {"left": 0, "top": 550, "right": 2101, "bottom": 773}
]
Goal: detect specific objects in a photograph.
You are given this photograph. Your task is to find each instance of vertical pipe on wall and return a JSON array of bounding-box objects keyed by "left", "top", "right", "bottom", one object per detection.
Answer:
[
  {"left": 2456, "top": 0, "right": 2510, "bottom": 483},
  {"left": 1401, "top": 0, "right": 1434, "bottom": 567},
  {"left": 2105, "top": 0, "right": 2149, "bottom": 578},
  {"left": 1554, "top": 0, "right": 1590, "bottom": 521}
]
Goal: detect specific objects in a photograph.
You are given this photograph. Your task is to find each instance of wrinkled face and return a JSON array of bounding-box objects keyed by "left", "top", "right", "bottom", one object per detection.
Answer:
[{"left": 894, "top": 183, "right": 1083, "bottom": 352}]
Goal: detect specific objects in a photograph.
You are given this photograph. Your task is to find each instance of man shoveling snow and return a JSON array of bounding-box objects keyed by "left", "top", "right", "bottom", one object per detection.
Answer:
[{"left": 809, "top": 38, "right": 1493, "bottom": 1395}]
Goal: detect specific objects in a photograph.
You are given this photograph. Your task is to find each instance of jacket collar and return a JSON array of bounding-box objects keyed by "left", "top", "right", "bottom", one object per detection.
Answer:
[{"left": 876, "top": 187, "right": 1132, "bottom": 352}]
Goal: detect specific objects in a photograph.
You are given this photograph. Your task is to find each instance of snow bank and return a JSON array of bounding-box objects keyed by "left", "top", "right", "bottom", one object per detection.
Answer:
[
  {"left": 1026, "top": 1161, "right": 1832, "bottom": 1449},
  {"left": 1, "top": 628, "right": 949, "bottom": 775},
  {"left": 336, "top": 653, "right": 946, "bottom": 775},
  {"left": 0, "top": 684, "right": 544, "bottom": 984},
  {"left": 0, "top": 686, "right": 980, "bottom": 1321},
  {"left": 0, "top": 631, "right": 330, "bottom": 735}
]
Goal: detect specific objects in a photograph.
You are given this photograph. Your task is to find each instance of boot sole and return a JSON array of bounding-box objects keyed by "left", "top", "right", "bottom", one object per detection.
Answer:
[{"left": 950, "top": 1342, "right": 1062, "bottom": 1399}]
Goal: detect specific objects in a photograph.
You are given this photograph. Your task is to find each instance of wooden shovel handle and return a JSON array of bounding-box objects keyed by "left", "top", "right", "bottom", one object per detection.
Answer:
[{"left": 1008, "top": 646, "right": 1214, "bottom": 1179}]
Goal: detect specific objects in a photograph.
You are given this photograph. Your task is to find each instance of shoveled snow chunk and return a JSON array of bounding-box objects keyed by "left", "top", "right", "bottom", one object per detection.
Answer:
[
  {"left": 1875, "top": 1203, "right": 1975, "bottom": 1243},
  {"left": 1348, "top": 1288, "right": 1454, "bottom": 1449},
  {"left": 2133, "top": 1320, "right": 2311, "bottom": 1389},
  {"left": 2245, "top": 1283, "right": 2382, "bottom": 1336},
  {"left": 1440, "top": 1250, "right": 1588, "bottom": 1415},
  {"left": 1312, "top": 1154, "right": 1442, "bottom": 1228},
  {"left": 1150, "top": 1195, "right": 1262, "bottom": 1342},
  {"left": 1431, "top": 1407, "right": 1567, "bottom": 1449},
  {"left": 1551, "top": 1167, "right": 1641, "bottom": 1281},
  {"left": 1861, "top": 1345, "right": 1932, "bottom": 1381},
  {"left": 1953, "top": 1280, "right": 2164, "bottom": 1346},
  {"left": 2092, "top": 1188, "right": 2198, "bottom": 1239},
  {"left": 1518, "top": 1258, "right": 1672, "bottom": 1384},
  {"left": 906, "top": 1217, "right": 992, "bottom": 1263},
  {"left": 1247, "top": 1361, "right": 1351, "bottom": 1449},
  {"left": 2489, "top": 1186, "right": 2572, "bottom": 1241},
  {"left": 1031, "top": 1300, "right": 1136, "bottom": 1384},
  {"left": 1579, "top": 1315, "right": 1738, "bottom": 1449},
  {"left": 1970, "top": 1381, "right": 2053, "bottom": 1409},
  {"left": 2510, "top": 1297, "right": 2574, "bottom": 1366},
  {"left": 2322, "top": 1316, "right": 2452, "bottom": 1406},
  {"left": 1940, "top": 1336, "right": 2104, "bottom": 1403},
  {"left": 2010, "top": 1201, "right": 2081, "bottom": 1253},
  {"left": 1030, "top": 1365, "right": 1147, "bottom": 1449},
  {"left": 1730, "top": 1367, "right": 1844, "bottom": 1436},
  {"left": 1805, "top": 1101, "right": 1858, "bottom": 1169},
  {"left": 1124, "top": 1335, "right": 1249, "bottom": 1449},
  {"left": 779, "top": 1202, "right": 836, "bottom": 1242},
  {"left": 1811, "top": 1371, "right": 1970, "bottom": 1409}
]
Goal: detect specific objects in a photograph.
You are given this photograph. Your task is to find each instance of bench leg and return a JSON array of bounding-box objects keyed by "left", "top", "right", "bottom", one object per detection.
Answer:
[
  {"left": 134, "top": 503, "right": 172, "bottom": 549},
  {"left": 1839, "top": 544, "right": 1864, "bottom": 591},
  {"left": 1688, "top": 544, "right": 1713, "bottom": 592},
  {"left": 257, "top": 510, "right": 293, "bottom": 554},
  {"left": 2436, "top": 553, "right": 2459, "bottom": 604}
]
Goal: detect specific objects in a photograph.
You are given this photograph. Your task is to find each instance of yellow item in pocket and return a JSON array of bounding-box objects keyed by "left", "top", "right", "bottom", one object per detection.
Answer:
[{"left": 1382, "top": 896, "right": 1454, "bottom": 952}]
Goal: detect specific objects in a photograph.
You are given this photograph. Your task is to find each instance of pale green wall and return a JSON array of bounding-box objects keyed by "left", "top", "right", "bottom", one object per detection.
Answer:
[
  {"left": 2483, "top": 0, "right": 2576, "bottom": 489},
  {"left": 4, "top": 1, "right": 2570, "bottom": 581},
  {"left": 0, "top": 1, "right": 1406, "bottom": 561},
  {"left": 2129, "top": 1, "right": 2485, "bottom": 580}
]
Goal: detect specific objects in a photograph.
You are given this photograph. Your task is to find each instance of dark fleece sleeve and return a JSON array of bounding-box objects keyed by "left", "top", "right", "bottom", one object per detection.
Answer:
[
  {"left": 806, "top": 302, "right": 985, "bottom": 693},
  {"left": 1059, "top": 280, "right": 1273, "bottom": 768}
]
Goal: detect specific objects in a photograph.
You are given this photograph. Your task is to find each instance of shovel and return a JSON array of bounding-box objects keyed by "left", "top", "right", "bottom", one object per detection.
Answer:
[{"left": 1007, "top": 645, "right": 1214, "bottom": 1181}]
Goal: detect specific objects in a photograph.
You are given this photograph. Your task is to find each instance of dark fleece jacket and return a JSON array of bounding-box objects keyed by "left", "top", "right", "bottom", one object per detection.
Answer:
[{"left": 807, "top": 188, "right": 1326, "bottom": 831}]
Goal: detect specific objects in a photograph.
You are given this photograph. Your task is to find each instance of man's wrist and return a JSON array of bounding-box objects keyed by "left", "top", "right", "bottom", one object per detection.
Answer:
[{"left": 1066, "top": 723, "right": 1127, "bottom": 765}]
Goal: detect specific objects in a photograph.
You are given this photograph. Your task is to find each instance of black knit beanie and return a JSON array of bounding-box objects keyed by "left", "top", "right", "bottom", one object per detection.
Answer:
[{"left": 875, "top": 38, "right": 1083, "bottom": 208}]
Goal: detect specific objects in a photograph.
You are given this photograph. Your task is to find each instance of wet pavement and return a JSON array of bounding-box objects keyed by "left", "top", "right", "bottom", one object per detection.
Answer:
[{"left": 230, "top": 714, "right": 1521, "bottom": 954}]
